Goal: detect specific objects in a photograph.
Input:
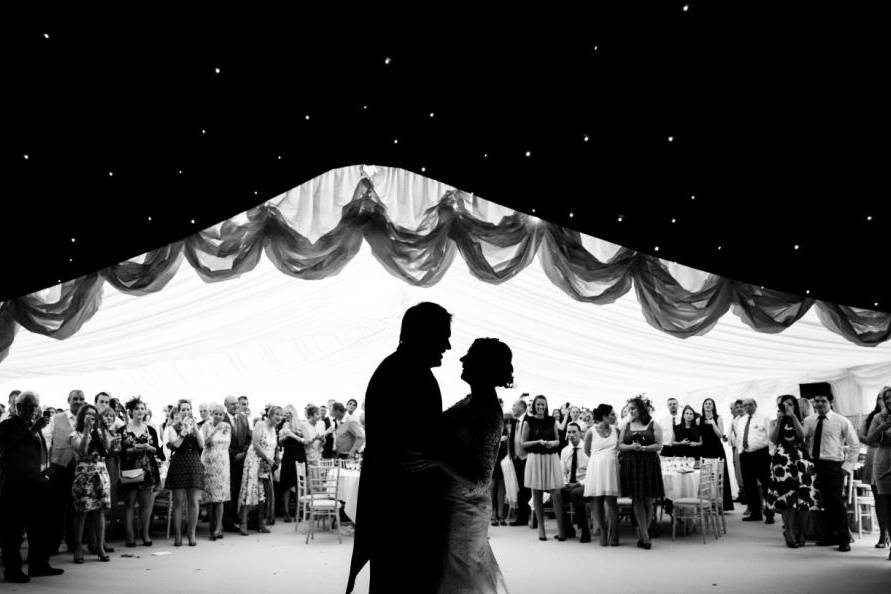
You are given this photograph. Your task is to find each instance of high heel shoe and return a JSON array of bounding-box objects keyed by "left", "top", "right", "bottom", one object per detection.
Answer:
[
  {"left": 239, "top": 525, "right": 249, "bottom": 536},
  {"left": 98, "top": 552, "right": 110, "bottom": 562},
  {"left": 174, "top": 538, "right": 183, "bottom": 547},
  {"left": 257, "top": 527, "right": 271, "bottom": 534},
  {"left": 876, "top": 534, "right": 889, "bottom": 548},
  {"left": 636, "top": 540, "right": 652, "bottom": 550},
  {"left": 73, "top": 552, "right": 84, "bottom": 564},
  {"left": 499, "top": 519, "right": 507, "bottom": 526},
  {"left": 214, "top": 532, "right": 223, "bottom": 540},
  {"left": 141, "top": 539, "right": 153, "bottom": 547},
  {"left": 209, "top": 533, "right": 216, "bottom": 541},
  {"left": 188, "top": 538, "right": 196, "bottom": 547},
  {"left": 554, "top": 535, "right": 566, "bottom": 542}
]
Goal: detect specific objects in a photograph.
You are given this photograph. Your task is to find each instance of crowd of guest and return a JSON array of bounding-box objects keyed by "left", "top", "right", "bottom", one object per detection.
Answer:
[
  {"left": 492, "top": 386, "right": 888, "bottom": 560},
  {"left": 0, "top": 388, "right": 365, "bottom": 582}
]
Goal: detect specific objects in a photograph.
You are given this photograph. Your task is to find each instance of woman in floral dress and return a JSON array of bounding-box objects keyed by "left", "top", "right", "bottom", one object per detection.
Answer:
[
  {"left": 239, "top": 405, "right": 281, "bottom": 535},
  {"left": 201, "top": 402, "right": 231, "bottom": 540},
  {"left": 767, "top": 394, "right": 821, "bottom": 548},
  {"left": 120, "top": 396, "right": 162, "bottom": 547},
  {"left": 70, "top": 404, "right": 112, "bottom": 563}
]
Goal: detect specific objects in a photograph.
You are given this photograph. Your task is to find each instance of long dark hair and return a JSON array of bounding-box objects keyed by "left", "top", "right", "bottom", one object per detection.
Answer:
[
  {"left": 866, "top": 386, "right": 891, "bottom": 430},
  {"left": 701, "top": 398, "right": 721, "bottom": 422},
  {"left": 75, "top": 404, "right": 99, "bottom": 433},
  {"left": 531, "top": 395, "right": 549, "bottom": 418},
  {"left": 777, "top": 394, "right": 802, "bottom": 423},
  {"left": 627, "top": 396, "right": 652, "bottom": 425},
  {"left": 680, "top": 404, "right": 699, "bottom": 427}
]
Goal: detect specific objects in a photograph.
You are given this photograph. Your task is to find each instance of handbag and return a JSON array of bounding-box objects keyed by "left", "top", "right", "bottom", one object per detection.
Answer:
[{"left": 120, "top": 468, "right": 146, "bottom": 484}]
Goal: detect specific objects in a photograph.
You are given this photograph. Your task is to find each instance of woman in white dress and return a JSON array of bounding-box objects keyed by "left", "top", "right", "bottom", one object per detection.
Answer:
[
  {"left": 299, "top": 404, "right": 329, "bottom": 465},
  {"left": 583, "top": 404, "right": 621, "bottom": 546}
]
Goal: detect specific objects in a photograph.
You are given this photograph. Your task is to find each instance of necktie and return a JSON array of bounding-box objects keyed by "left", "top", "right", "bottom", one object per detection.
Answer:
[
  {"left": 570, "top": 447, "right": 578, "bottom": 484},
  {"left": 514, "top": 417, "right": 524, "bottom": 457},
  {"left": 742, "top": 414, "right": 752, "bottom": 451},
  {"left": 812, "top": 415, "right": 826, "bottom": 461}
]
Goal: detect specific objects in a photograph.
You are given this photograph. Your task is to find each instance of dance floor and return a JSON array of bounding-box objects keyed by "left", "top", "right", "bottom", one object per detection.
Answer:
[{"left": 6, "top": 507, "right": 888, "bottom": 593}]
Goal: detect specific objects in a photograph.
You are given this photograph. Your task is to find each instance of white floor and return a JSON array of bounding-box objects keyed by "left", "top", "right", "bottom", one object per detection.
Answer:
[{"left": 6, "top": 508, "right": 889, "bottom": 593}]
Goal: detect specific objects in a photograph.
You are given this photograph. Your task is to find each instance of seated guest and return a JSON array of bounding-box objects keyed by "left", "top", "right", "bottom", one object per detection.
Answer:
[
  {"left": 584, "top": 404, "right": 621, "bottom": 546},
  {"left": 803, "top": 390, "right": 860, "bottom": 552},
  {"left": 238, "top": 405, "right": 281, "bottom": 534},
  {"left": 332, "top": 401, "right": 366, "bottom": 459},
  {"left": 672, "top": 405, "right": 702, "bottom": 458},
  {"left": 766, "top": 394, "right": 820, "bottom": 548},
  {"left": 69, "top": 404, "right": 112, "bottom": 563},
  {"left": 201, "top": 403, "right": 231, "bottom": 540},
  {"left": 860, "top": 387, "right": 891, "bottom": 549},
  {"left": 120, "top": 396, "right": 162, "bottom": 547},
  {"left": 559, "top": 422, "right": 591, "bottom": 542},
  {"left": 0, "top": 391, "right": 64, "bottom": 582}
]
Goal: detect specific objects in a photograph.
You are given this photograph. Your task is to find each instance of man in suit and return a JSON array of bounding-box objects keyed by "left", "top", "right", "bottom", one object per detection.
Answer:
[
  {"left": 0, "top": 391, "right": 64, "bottom": 582},
  {"left": 223, "top": 394, "right": 252, "bottom": 532},
  {"left": 508, "top": 398, "right": 531, "bottom": 526},
  {"left": 320, "top": 405, "right": 335, "bottom": 459},
  {"left": 347, "top": 302, "right": 452, "bottom": 593}
]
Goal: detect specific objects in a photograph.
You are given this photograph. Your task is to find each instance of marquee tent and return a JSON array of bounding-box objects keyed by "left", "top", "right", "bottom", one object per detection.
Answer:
[{"left": 1, "top": 166, "right": 889, "bottom": 416}]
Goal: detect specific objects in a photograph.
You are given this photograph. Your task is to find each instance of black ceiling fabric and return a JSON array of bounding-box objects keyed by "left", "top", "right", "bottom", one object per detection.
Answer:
[{"left": 4, "top": 6, "right": 889, "bottom": 310}]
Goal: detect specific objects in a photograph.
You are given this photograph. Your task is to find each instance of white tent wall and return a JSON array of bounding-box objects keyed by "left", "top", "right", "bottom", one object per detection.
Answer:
[{"left": 1, "top": 166, "right": 889, "bottom": 418}]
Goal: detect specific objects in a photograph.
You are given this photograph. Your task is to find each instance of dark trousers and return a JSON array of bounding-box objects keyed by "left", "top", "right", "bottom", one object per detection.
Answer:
[
  {"left": 739, "top": 447, "right": 771, "bottom": 518},
  {"left": 47, "top": 463, "right": 75, "bottom": 552},
  {"left": 813, "top": 460, "right": 850, "bottom": 545},
  {"left": 225, "top": 456, "right": 245, "bottom": 527},
  {"left": 513, "top": 457, "right": 530, "bottom": 523},
  {"left": 559, "top": 483, "right": 591, "bottom": 537},
  {"left": 1, "top": 482, "right": 51, "bottom": 574}
]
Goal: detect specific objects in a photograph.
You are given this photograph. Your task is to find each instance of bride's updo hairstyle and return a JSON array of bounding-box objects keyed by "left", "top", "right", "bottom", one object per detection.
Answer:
[
  {"left": 467, "top": 338, "right": 514, "bottom": 388},
  {"left": 592, "top": 404, "right": 614, "bottom": 423}
]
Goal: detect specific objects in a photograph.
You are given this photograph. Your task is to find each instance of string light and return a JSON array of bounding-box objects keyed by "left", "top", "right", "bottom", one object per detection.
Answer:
[
  {"left": 593, "top": 45, "right": 599, "bottom": 51},
  {"left": 483, "top": 153, "right": 488, "bottom": 158},
  {"left": 362, "top": 105, "right": 367, "bottom": 110},
  {"left": 867, "top": 215, "right": 873, "bottom": 221},
  {"left": 806, "top": 290, "right": 810, "bottom": 295},
  {"left": 421, "top": 166, "right": 426, "bottom": 172},
  {"left": 108, "top": 171, "right": 114, "bottom": 177},
  {"left": 683, "top": 3, "right": 689, "bottom": 11},
  {"left": 23, "top": 154, "right": 29, "bottom": 160},
  {"left": 384, "top": 57, "right": 391, "bottom": 65},
  {"left": 177, "top": 169, "right": 183, "bottom": 175},
  {"left": 305, "top": 114, "right": 310, "bottom": 120},
  {"left": 668, "top": 136, "right": 675, "bottom": 143},
  {"left": 617, "top": 215, "right": 624, "bottom": 222},
  {"left": 794, "top": 244, "right": 800, "bottom": 250},
  {"left": 201, "top": 129, "right": 206, "bottom": 135},
  {"left": 70, "top": 237, "right": 76, "bottom": 243},
  {"left": 429, "top": 112, "right": 435, "bottom": 118},
  {"left": 214, "top": 67, "right": 221, "bottom": 74},
  {"left": 277, "top": 155, "right": 282, "bottom": 160},
  {"left": 531, "top": 208, "right": 536, "bottom": 214},
  {"left": 147, "top": 216, "right": 152, "bottom": 222},
  {"left": 69, "top": 258, "right": 73, "bottom": 263},
  {"left": 44, "top": 33, "right": 50, "bottom": 39},
  {"left": 525, "top": 150, "right": 531, "bottom": 157},
  {"left": 569, "top": 212, "right": 574, "bottom": 218},
  {"left": 654, "top": 246, "right": 660, "bottom": 252},
  {"left": 253, "top": 190, "right": 258, "bottom": 196},
  {"left": 583, "top": 134, "right": 589, "bottom": 142},
  {"left": 671, "top": 218, "right": 677, "bottom": 223},
  {"left": 393, "top": 139, "right": 398, "bottom": 144},
  {"left": 190, "top": 219, "right": 195, "bottom": 224},
  {"left": 691, "top": 194, "right": 696, "bottom": 200},
  {"left": 717, "top": 245, "right": 722, "bottom": 251}
]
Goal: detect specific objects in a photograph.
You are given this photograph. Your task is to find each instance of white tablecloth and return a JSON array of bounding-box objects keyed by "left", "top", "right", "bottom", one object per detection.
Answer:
[
  {"left": 338, "top": 469, "right": 361, "bottom": 521},
  {"left": 662, "top": 470, "right": 701, "bottom": 501}
]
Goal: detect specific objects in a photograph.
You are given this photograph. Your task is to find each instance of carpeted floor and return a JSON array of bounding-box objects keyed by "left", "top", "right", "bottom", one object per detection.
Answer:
[{"left": 4, "top": 507, "right": 888, "bottom": 593}]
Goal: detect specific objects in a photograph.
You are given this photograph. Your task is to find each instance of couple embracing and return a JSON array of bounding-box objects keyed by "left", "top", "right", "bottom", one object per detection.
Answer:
[{"left": 346, "top": 302, "right": 511, "bottom": 594}]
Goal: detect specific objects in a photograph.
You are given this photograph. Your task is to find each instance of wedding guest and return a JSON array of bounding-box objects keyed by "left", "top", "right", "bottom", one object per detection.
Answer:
[
  {"left": 491, "top": 412, "right": 511, "bottom": 526},
  {"left": 238, "top": 405, "right": 281, "bottom": 534},
  {"left": 69, "top": 404, "right": 112, "bottom": 563},
  {"left": 332, "top": 401, "right": 366, "bottom": 459},
  {"left": 584, "top": 404, "right": 621, "bottom": 546},
  {"left": 865, "top": 386, "right": 891, "bottom": 561},
  {"left": 521, "top": 395, "right": 567, "bottom": 541},
  {"left": 300, "top": 404, "right": 328, "bottom": 464},
  {"left": 508, "top": 399, "right": 531, "bottom": 526},
  {"left": 735, "top": 398, "right": 774, "bottom": 524},
  {"left": 766, "top": 394, "right": 820, "bottom": 548},
  {"left": 100, "top": 406, "right": 122, "bottom": 549},
  {"left": 0, "top": 402, "right": 6, "bottom": 421},
  {"left": 567, "top": 406, "right": 585, "bottom": 433},
  {"left": 0, "top": 391, "right": 64, "bottom": 583},
  {"left": 198, "top": 402, "right": 230, "bottom": 540},
  {"left": 120, "top": 396, "right": 161, "bottom": 547},
  {"left": 553, "top": 406, "right": 567, "bottom": 447},
  {"left": 46, "top": 389, "right": 86, "bottom": 554},
  {"left": 238, "top": 395, "right": 250, "bottom": 416},
  {"left": 804, "top": 391, "right": 860, "bottom": 552},
  {"left": 700, "top": 398, "right": 734, "bottom": 511},
  {"left": 672, "top": 405, "right": 702, "bottom": 458},
  {"left": 278, "top": 405, "right": 304, "bottom": 522},
  {"left": 729, "top": 399, "right": 746, "bottom": 504},
  {"left": 164, "top": 399, "right": 205, "bottom": 547},
  {"left": 320, "top": 405, "right": 336, "bottom": 459},
  {"left": 345, "top": 398, "right": 359, "bottom": 419},
  {"left": 659, "top": 397, "right": 681, "bottom": 458},
  {"left": 618, "top": 396, "right": 664, "bottom": 550},
  {"left": 559, "top": 422, "right": 590, "bottom": 542},
  {"left": 860, "top": 386, "right": 891, "bottom": 549},
  {"left": 222, "top": 395, "right": 251, "bottom": 531}
]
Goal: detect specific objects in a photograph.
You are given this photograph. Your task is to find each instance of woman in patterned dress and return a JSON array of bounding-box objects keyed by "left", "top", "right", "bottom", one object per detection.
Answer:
[
  {"left": 164, "top": 399, "right": 205, "bottom": 547},
  {"left": 201, "top": 402, "right": 231, "bottom": 540},
  {"left": 120, "top": 396, "right": 162, "bottom": 547},
  {"left": 69, "top": 404, "right": 112, "bottom": 563},
  {"left": 239, "top": 405, "right": 281, "bottom": 535},
  {"left": 618, "top": 396, "right": 664, "bottom": 550},
  {"left": 522, "top": 394, "right": 568, "bottom": 542},
  {"left": 435, "top": 338, "right": 512, "bottom": 593},
  {"left": 766, "top": 394, "right": 821, "bottom": 548}
]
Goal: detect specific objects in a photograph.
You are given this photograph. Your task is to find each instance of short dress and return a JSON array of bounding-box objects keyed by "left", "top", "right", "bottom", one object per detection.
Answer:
[
  {"left": 201, "top": 422, "right": 231, "bottom": 503},
  {"left": 278, "top": 421, "right": 303, "bottom": 491},
  {"left": 868, "top": 415, "right": 891, "bottom": 495},
  {"left": 523, "top": 416, "right": 563, "bottom": 491},
  {"left": 239, "top": 423, "right": 277, "bottom": 509},
  {"left": 164, "top": 424, "right": 206, "bottom": 490},
  {"left": 119, "top": 423, "right": 162, "bottom": 492},
  {"left": 70, "top": 430, "right": 112, "bottom": 512},
  {"left": 766, "top": 422, "right": 821, "bottom": 512},
  {"left": 619, "top": 420, "right": 665, "bottom": 500},
  {"left": 584, "top": 425, "right": 620, "bottom": 497}
]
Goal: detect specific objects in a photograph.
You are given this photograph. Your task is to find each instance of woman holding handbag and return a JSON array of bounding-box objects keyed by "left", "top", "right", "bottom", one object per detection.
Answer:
[{"left": 120, "top": 396, "right": 162, "bottom": 547}]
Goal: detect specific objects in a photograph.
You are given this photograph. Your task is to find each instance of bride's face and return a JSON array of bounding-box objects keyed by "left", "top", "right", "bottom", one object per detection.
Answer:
[{"left": 460, "top": 348, "right": 486, "bottom": 386}]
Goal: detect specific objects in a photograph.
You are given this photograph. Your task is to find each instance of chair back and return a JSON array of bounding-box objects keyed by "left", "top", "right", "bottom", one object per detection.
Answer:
[{"left": 307, "top": 463, "right": 340, "bottom": 502}]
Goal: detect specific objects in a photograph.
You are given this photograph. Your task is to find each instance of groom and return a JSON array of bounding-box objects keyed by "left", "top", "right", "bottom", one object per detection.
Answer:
[{"left": 347, "top": 302, "right": 452, "bottom": 594}]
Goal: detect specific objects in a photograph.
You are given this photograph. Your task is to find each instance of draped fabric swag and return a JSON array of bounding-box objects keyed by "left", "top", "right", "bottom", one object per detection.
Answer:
[{"left": 1, "top": 165, "right": 888, "bottom": 364}]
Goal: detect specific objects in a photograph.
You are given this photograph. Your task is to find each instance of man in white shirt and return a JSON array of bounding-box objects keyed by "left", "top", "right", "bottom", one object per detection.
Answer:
[
  {"left": 46, "top": 389, "right": 85, "bottom": 553},
  {"left": 559, "top": 423, "right": 590, "bottom": 542},
  {"left": 803, "top": 392, "right": 860, "bottom": 552},
  {"left": 734, "top": 398, "right": 774, "bottom": 524},
  {"left": 659, "top": 397, "right": 681, "bottom": 457},
  {"left": 728, "top": 399, "right": 746, "bottom": 504}
]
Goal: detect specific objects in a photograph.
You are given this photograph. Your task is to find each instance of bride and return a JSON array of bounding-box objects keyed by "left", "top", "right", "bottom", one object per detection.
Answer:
[{"left": 434, "top": 338, "right": 513, "bottom": 594}]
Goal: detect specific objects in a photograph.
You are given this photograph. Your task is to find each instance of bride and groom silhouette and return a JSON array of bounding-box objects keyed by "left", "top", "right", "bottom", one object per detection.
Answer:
[{"left": 347, "top": 302, "right": 511, "bottom": 594}]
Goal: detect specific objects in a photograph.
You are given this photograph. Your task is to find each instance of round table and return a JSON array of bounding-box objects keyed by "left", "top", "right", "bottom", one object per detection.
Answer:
[
  {"left": 337, "top": 469, "right": 361, "bottom": 521},
  {"left": 662, "top": 470, "right": 701, "bottom": 500}
]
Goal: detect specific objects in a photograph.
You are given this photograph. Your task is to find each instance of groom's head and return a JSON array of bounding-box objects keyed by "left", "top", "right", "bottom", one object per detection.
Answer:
[{"left": 400, "top": 302, "right": 452, "bottom": 368}]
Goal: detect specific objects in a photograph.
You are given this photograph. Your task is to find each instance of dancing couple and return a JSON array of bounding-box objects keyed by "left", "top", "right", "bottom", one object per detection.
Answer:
[{"left": 347, "top": 302, "right": 511, "bottom": 594}]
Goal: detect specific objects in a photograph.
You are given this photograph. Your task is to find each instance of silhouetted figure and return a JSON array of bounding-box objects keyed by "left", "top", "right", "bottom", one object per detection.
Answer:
[{"left": 347, "top": 302, "right": 452, "bottom": 593}]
